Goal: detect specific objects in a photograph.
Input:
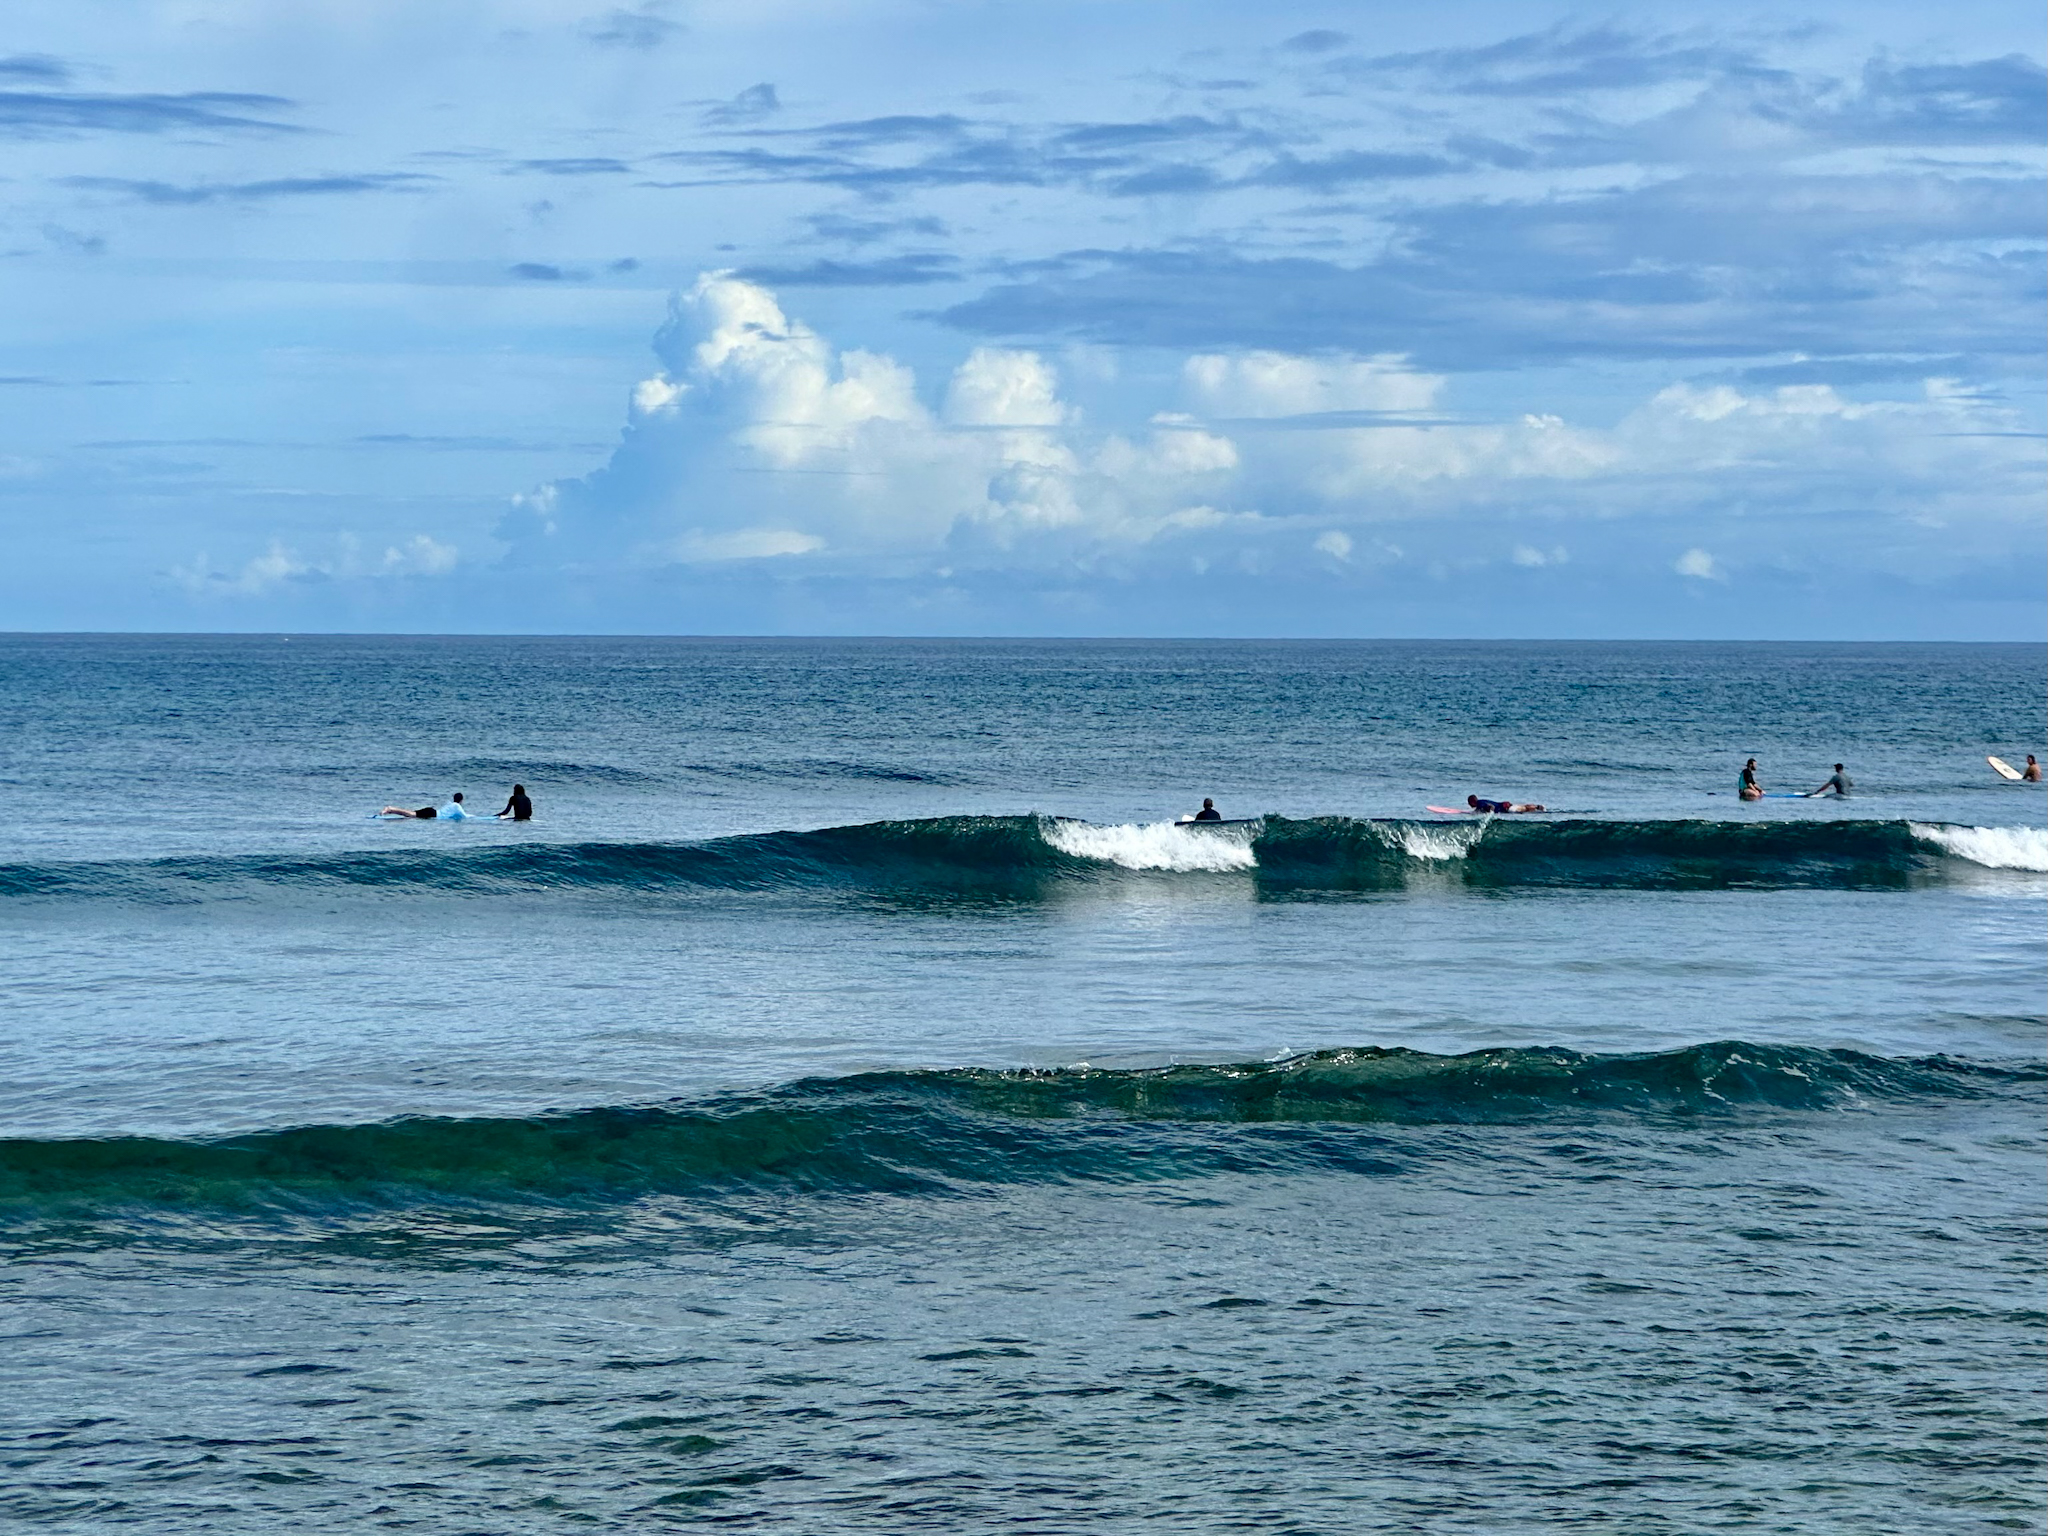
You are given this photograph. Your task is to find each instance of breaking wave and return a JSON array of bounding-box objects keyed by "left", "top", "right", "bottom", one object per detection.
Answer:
[
  {"left": 0, "top": 816, "right": 2040, "bottom": 905},
  {"left": 1907, "top": 823, "right": 2048, "bottom": 872}
]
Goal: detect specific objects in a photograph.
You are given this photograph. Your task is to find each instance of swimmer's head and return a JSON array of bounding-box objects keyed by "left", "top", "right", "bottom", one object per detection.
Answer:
[
  {"left": 1202, "top": 798, "right": 1214, "bottom": 809},
  {"left": 513, "top": 783, "right": 525, "bottom": 794},
  {"left": 452, "top": 792, "right": 463, "bottom": 803},
  {"left": 1467, "top": 795, "right": 1480, "bottom": 807}
]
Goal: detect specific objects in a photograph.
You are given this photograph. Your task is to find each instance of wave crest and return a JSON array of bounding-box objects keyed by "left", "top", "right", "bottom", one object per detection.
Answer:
[
  {"left": 1909, "top": 823, "right": 2048, "bottom": 872},
  {"left": 2, "top": 816, "right": 2042, "bottom": 904},
  {"left": 1042, "top": 818, "right": 1258, "bottom": 872}
]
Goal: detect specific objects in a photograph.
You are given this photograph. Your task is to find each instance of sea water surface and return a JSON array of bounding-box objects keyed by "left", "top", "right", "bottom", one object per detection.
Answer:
[{"left": 1, "top": 636, "right": 2042, "bottom": 1532}]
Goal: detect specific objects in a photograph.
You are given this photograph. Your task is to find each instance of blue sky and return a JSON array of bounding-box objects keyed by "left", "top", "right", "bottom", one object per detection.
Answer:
[{"left": 2, "top": 0, "right": 2041, "bottom": 637}]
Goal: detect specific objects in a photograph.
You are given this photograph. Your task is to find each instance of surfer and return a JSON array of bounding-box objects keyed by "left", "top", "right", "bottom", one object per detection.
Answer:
[
  {"left": 1465, "top": 795, "right": 1545, "bottom": 813},
  {"left": 495, "top": 784, "right": 533, "bottom": 821},
  {"left": 380, "top": 792, "right": 467, "bottom": 819},
  {"left": 1809, "top": 764, "right": 1853, "bottom": 798},
  {"left": 1739, "top": 759, "right": 1763, "bottom": 801},
  {"left": 1193, "top": 798, "right": 1223, "bottom": 822},
  {"left": 2027, "top": 756, "right": 2041, "bottom": 782}
]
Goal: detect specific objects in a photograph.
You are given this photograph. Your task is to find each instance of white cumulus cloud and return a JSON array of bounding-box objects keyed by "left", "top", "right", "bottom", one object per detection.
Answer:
[{"left": 1674, "top": 547, "right": 1721, "bottom": 580}]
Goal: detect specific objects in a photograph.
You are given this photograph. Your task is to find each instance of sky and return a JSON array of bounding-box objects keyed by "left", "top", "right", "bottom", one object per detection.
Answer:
[{"left": 1, "top": 0, "right": 2042, "bottom": 637}]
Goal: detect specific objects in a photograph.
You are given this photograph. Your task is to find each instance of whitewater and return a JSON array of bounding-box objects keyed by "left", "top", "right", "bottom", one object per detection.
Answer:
[{"left": 1, "top": 636, "right": 2041, "bottom": 1534}]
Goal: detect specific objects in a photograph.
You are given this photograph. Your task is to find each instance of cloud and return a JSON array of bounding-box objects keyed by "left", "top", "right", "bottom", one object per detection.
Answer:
[
  {"left": 1346, "top": 23, "right": 1764, "bottom": 98},
  {"left": 671, "top": 527, "right": 824, "bottom": 562},
  {"left": 942, "top": 163, "right": 2043, "bottom": 371},
  {"left": 1674, "top": 547, "right": 1721, "bottom": 579},
  {"left": 583, "top": 6, "right": 683, "bottom": 49},
  {"left": 1281, "top": 31, "right": 1352, "bottom": 56},
  {"left": 703, "top": 83, "right": 780, "bottom": 126},
  {"left": 1183, "top": 352, "right": 1442, "bottom": 417},
  {"left": 502, "top": 274, "right": 1250, "bottom": 576},
  {"left": 514, "top": 157, "right": 632, "bottom": 176},
  {"left": 0, "top": 55, "right": 71, "bottom": 84},
  {"left": 59, "top": 173, "right": 435, "bottom": 204},
  {"left": 502, "top": 274, "right": 2039, "bottom": 609},
  {"left": 0, "top": 89, "right": 300, "bottom": 138},
  {"left": 173, "top": 535, "right": 458, "bottom": 595},
  {"left": 805, "top": 211, "right": 949, "bottom": 246},
  {"left": 738, "top": 253, "right": 959, "bottom": 287}
]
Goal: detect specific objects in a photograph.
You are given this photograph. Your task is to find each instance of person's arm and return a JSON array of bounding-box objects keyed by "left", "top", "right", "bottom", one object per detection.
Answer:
[{"left": 495, "top": 796, "right": 515, "bottom": 818}]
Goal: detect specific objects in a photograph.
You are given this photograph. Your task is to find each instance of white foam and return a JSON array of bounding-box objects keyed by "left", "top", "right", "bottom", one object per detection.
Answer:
[
  {"left": 1042, "top": 818, "right": 1258, "bottom": 872},
  {"left": 1376, "top": 822, "right": 1485, "bottom": 861},
  {"left": 1909, "top": 823, "right": 2048, "bottom": 872}
]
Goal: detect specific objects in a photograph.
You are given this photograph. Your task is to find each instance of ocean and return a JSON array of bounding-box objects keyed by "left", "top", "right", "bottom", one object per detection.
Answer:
[{"left": 1, "top": 635, "right": 2042, "bottom": 1532}]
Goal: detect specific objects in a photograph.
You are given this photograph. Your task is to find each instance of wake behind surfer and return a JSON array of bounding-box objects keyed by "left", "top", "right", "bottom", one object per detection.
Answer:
[{"left": 1739, "top": 759, "right": 1763, "bottom": 801}]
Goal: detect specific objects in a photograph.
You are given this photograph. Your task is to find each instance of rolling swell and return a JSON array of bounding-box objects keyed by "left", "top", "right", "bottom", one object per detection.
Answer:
[
  {"left": 0, "top": 815, "right": 2037, "bottom": 905},
  {"left": 0, "top": 1045, "right": 2031, "bottom": 1221}
]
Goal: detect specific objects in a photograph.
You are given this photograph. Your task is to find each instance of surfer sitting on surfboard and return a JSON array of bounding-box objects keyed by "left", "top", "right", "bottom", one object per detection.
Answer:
[
  {"left": 1192, "top": 798, "right": 1223, "bottom": 821},
  {"left": 1739, "top": 758, "right": 1763, "bottom": 801},
  {"left": 1467, "top": 795, "right": 1545, "bottom": 813}
]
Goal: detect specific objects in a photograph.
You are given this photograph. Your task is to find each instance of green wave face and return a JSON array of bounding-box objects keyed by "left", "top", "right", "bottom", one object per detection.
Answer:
[
  {"left": 2, "top": 1044, "right": 2032, "bottom": 1222},
  {"left": 0, "top": 816, "right": 2034, "bottom": 906}
]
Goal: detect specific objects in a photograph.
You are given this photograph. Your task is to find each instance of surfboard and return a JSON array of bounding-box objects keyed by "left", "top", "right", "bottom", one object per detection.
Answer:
[
  {"left": 1175, "top": 816, "right": 1260, "bottom": 827},
  {"left": 1425, "top": 805, "right": 1470, "bottom": 815},
  {"left": 1988, "top": 755, "right": 2022, "bottom": 781}
]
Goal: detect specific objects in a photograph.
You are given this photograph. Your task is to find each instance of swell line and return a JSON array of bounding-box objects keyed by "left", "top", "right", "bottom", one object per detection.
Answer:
[
  {"left": 0, "top": 816, "right": 2040, "bottom": 905},
  {"left": 1, "top": 1043, "right": 2034, "bottom": 1221}
]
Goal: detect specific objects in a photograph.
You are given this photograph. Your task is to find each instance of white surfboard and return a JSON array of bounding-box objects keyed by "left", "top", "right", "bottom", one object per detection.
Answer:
[{"left": 1988, "top": 755, "right": 2022, "bottom": 781}]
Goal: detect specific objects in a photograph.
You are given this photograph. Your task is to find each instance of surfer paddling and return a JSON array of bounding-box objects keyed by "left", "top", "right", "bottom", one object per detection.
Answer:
[
  {"left": 1467, "top": 795, "right": 1545, "bottom": 814},
  {"left": 1808, "top": 763, "right": 1853, "bottom": 798},
  {"left": 381, "top": 792, "right": 468, "bottom": 819}
]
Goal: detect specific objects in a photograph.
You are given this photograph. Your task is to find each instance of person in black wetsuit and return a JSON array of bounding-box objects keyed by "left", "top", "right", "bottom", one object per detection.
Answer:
[
  {"left": 1466, "top": 795, "right": 1545, "bottom": 813},
  {"left": 1193, "top": 798, "right": 1222, "bottom": 821},
  {"left": 496, "top": 783, "right": 533, "bottom": 821}
]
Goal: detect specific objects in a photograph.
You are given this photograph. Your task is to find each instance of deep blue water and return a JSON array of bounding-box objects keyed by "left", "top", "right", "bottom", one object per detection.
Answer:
[{"left": 1, "top": 636, "right": 2043, "bottom": 1532}]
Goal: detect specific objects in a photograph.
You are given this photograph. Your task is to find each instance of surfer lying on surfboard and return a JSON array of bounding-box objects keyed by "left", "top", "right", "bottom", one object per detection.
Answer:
[{"left": 1424, "top": 795, "right": 1546, "bottom": 814}]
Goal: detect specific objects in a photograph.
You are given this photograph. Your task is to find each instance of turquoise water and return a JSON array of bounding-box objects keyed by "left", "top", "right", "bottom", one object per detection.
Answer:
[{"left": 1, "top": 636, "right": 2042, "bottom": 1531}]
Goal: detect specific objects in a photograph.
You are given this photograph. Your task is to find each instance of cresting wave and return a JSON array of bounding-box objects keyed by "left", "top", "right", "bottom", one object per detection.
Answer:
[
  {"left": 1, "top": 815, "right": 2038, "bottom": 904},
  {"left": 1, "top": 1044, "right": 2033, "bottom": 1220},
  {"left": 1906, "top": 822, "right": 2048, "bottom": 872}
]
